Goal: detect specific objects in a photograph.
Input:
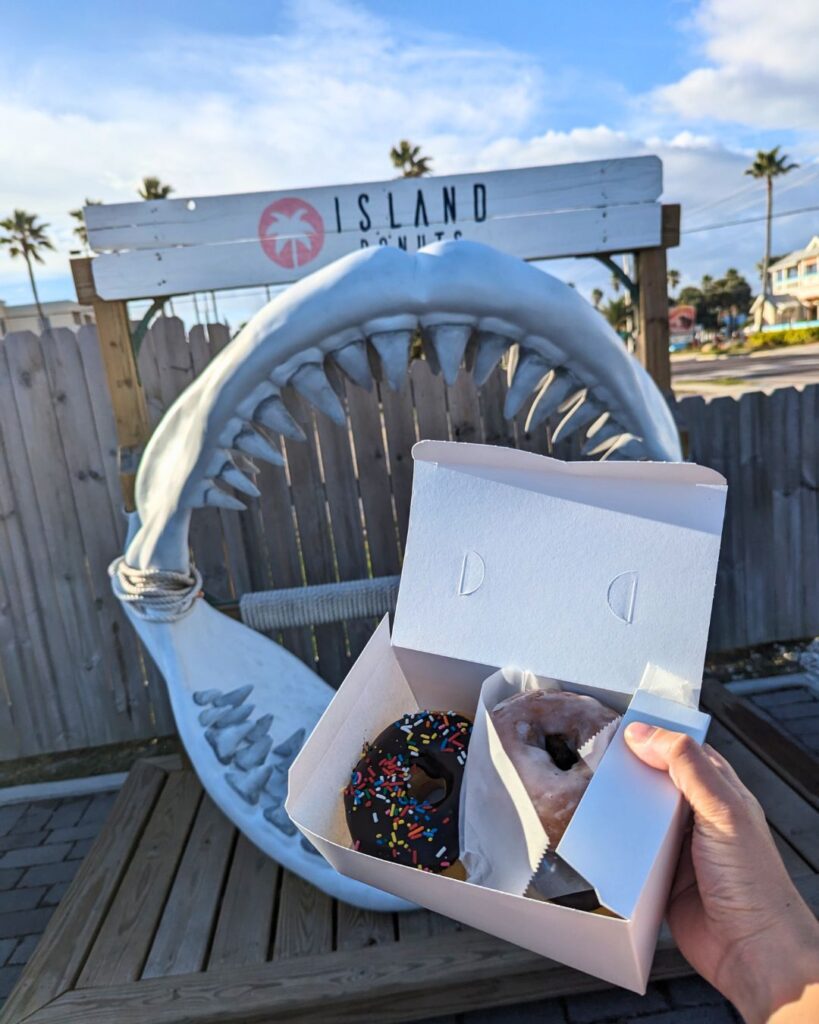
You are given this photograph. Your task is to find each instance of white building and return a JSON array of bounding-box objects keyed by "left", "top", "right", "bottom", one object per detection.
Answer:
[
  {"left": 0, "top": 299, "right": 95, "bottom": 337},
  {"left": 752, "top": 235, "right": 819, "bottom": 326}
]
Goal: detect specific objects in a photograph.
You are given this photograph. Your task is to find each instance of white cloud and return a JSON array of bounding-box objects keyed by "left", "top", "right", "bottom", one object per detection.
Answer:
[{"left": 655, "top": 0, "right": 819, "bottom": 132}]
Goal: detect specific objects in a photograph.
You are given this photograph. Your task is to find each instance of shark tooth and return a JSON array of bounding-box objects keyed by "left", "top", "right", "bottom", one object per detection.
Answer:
[
  {"left": 203, "top": 485, "right": 246, "bottom": 511},
  {"left": 213, "top": 703, "right": 255, "bottom": 728},
  {"left": 246, "top": 713, "right": 274, "bottom": 743},
  {"left": 331, "top": 340, "right": 373, "bottom": 390},
  {"left": 234, "top": 735, "right": 273, "bottom": 771},
  {"left": 214, "top": 685, "right": 253, "bottom": 707},
  {"left": 581, "top": 416, "right": 621, "bottom": 457},
  {"left": 421, "top": 332, "right": 441, "bottom": 375},
  {"left": 273, "top": 728, "right": 306, "bottom": 759},
  {"left": 524, "top": 370, "right": 578, "bottom": 431},
  {"left": 263, "top": 804, "right": 298, "bottom": 836},
  {"left": 254, "top": 394, "right": 306, "bottom": 441},
  {"left": 369, "top": 330, "right": 412, "bottom": 391},
  {"left": 216, "top": 415, "right": 248, "bottom": 450},
  {"left": 552, "top": 394, "right": 603, "bottom": 443},
  {"left": 424, "top": 324, "right": 471, "bottom": 386},
  {"left": 263, "top": 774, "right": 286, "bottom": 804},
  {"left": 206, "top": 721, "right": 255, "bottom": 764},
  {"left": 235, "top": 380, "right": 278, "bottom": 421},
  {"left": 198, "top": 705, "right": 224, "bottom": 727},
  {"left": 597, "top": 434, "right": 646, "bottom": 460},
  {"left": 226, "top": 764, "right": 273, "bottom": 805},
  {"left": 300, "top": 836, "right": 322, "bottom": 856},
  {"left": 584, "top": 410, "right": 612, "bottom": 438},
  {"left": 232, "top": 427, "right": 284, "bottom": 466},
  {"left": 582, "top": 426, "right": 622, "bottom": 457},
  {"left": 504, "top": 348, "right": 551, "bottom": 419},
  {"left": 290, "top": 363, "right": 346, "bottom": 424},
  {"left": 472, "top": 332, "right": 510, "bottom": 386},
  {"left": 218, "top": 461, "right": 261, "bottom": 498},
  {"left": 193, "top": 689, "right": 221, "bottom": 706}
]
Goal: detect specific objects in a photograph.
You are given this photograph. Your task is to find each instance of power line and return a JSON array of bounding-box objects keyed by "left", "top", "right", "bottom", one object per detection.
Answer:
[{"left": 682, "top": 203, "right": 819, "bottom": 235}]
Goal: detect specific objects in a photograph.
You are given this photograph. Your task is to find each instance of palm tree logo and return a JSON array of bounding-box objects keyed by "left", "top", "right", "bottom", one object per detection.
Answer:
[{"left": 258, "top": 198, "right": 325, "bottom": 269}]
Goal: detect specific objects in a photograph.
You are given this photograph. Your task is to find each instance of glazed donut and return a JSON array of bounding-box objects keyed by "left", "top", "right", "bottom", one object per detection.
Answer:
[
  {"left": 491, "top": 690, "right": 618, "bottom": 845},
  {"left": 344, "top": 710, "right": 472, "bottom": 873}
]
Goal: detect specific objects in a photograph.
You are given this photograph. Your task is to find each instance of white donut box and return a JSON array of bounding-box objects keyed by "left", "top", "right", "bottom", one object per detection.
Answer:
[{"left": 287, "top": 439, "right": 727, "bottom": 992}]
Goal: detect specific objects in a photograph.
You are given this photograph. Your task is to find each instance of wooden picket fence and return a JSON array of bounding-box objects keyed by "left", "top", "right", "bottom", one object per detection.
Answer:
[{"left": 0, "top": 320, "right": 817, "bottom": 760}]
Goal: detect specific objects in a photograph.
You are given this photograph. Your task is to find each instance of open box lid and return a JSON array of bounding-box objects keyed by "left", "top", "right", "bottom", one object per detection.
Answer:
[{"left": 392, "top": 441, "right": 726, "bottom": 699}]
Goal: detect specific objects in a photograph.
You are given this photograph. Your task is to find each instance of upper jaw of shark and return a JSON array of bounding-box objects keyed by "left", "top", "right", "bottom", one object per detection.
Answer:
[{"left": 127, "top": 240, "right": 681, "bottom": 574}]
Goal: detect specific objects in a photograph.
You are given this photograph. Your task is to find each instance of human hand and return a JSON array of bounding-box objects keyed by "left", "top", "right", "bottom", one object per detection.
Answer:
[{"left": 624, "top": 722, "right": 819, "bottom": 1023}]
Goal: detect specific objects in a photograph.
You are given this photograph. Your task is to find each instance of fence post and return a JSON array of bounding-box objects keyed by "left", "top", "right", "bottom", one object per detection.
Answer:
[
  {"left": 634, "top": 204, "right": 679, "bottom": 393},
  {"left": 71, "top": 257, "right": 150, "bottom": 511}
]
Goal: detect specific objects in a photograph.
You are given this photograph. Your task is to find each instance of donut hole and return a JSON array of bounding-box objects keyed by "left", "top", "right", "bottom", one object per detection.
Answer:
[
  {"left": 542, "top": 733, "right": 579, "bottom": 771},
  {"left": 408, "top": 766, "right": 449, "bottom": 807}
]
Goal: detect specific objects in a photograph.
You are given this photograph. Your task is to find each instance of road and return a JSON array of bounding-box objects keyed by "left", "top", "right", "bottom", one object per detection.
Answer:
[{"left": 671, "top": 341, "right": 819, "bottom": 395}]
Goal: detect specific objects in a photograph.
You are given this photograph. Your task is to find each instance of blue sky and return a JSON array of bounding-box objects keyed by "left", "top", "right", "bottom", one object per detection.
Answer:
[{"left": 1, "top": 0, "right": 818, "bottom": 318}]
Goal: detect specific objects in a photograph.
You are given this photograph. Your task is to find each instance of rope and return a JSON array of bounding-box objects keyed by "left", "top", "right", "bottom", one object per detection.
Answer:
[
  {"left": 240, "top": 575, "right": 400, "bottom": 631},
  {"left": 109, "top": 557, "right": 203, "bottom": 622}
]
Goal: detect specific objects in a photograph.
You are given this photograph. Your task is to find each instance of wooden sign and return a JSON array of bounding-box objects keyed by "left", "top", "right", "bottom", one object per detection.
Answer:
[{"left": 86, "top": 156, "right": 663, "bottom": 300}]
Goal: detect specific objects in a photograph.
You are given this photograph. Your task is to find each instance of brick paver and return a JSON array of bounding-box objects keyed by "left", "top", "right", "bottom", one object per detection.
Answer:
[
  {"left": 0, "top": 842, "right": 72, "bottom": 869},
  {"left": 0, "top": 789, "right": 117, "bottom": 1010},
  {"left": 0, "top": 869, "right": 23, "bottom": 892},
  {"left": 0, "top": 966, "right": 23, "bottom": 1001},
  {"left": 19, "top": 859, "right": 80, "bottom": 889},
  {"left": 0, "top": 806, "right": 26, "bottom": 838}
]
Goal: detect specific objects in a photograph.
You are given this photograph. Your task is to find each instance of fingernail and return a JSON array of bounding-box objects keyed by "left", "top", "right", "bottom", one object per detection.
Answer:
[{"left": 625, "top": 722, "right": 656, "bottom": 744}]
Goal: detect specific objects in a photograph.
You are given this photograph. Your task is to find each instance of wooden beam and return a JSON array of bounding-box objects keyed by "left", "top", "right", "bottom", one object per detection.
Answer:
[
  {"left": 635, "top": 243, "right": 671, "bottom": 393},
  {"left": 661, "top": 204, "right": 681, "bottom": 248},
  {"left": 70, "top": 257, "right": 150, "bottom": 510}
]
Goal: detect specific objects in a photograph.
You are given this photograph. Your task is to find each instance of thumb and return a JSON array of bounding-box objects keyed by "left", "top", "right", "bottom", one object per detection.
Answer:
[{"left": 624, "top": 722, "right": 736, "bottom": 820}]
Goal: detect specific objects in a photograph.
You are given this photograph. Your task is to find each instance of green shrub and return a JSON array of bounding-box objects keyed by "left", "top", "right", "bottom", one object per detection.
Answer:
[{"left": 746, "top": 325, "right": 819, "bottom": 350}]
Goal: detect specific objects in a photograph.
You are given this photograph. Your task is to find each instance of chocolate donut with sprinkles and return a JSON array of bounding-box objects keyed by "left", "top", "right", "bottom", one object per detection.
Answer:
[{"left": 344, "top": 710, "right": 472, "bottom": 873}]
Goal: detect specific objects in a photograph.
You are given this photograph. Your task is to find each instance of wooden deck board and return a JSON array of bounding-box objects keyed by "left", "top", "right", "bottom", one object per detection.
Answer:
[
  {"left": 270, "top": 870, "right": 333, "bottom": 961},
  {"left": 5, "top": 691, "right": 818, "bottom": 1024},
  {"left": 142, "top": 795, "right": 236, "bottom": 978},
  {"left": 335, "top": 904, "right": 395, "bottom": 951},
  {"left": 208, "top": 833, "right": 279, "bottom": 970},
  {"left": 76, "top": 770, "right": 203, "bottom": 987}
]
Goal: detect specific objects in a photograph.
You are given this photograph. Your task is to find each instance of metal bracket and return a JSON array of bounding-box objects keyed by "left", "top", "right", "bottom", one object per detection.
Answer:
[
  {"left": 595, "top": 255, "right": 639, "bottom": 304},
  {"left": 131, "top": 298, "right": 165, "bottom": 357}
]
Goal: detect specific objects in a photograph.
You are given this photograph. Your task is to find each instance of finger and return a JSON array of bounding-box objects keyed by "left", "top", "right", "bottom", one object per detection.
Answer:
[
  {"left": 623, "top": 722, "right": 739, "bottom": 817},
  {"left": 670, "top": 830, "right": 696, "bottom": 901},
  {"left": 704, "top": 745, "right": 754, "bottom": 800}
]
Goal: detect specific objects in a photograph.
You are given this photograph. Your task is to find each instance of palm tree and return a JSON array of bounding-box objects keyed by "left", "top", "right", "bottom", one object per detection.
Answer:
[
  {"left": 69, "top": 198, "right": 101, "bottom": 251},
  {"left": 667, "top": 268, "right": 681, "bottom": 297},
  {"left": 604, "top": 296, "right": 629, "bottom": 331},
  {"left": 138, "top": 176, "right": 175, "bottom": 200},
  {"left": 591, "top": 287, "right": 603, "bottom": 309},
  {"left": 610, "top": 273, "right": 621, "bottom": 295},
  {"left": 389, "top": 141, "right": 432, "bottom": 178},
  {"left": 745, "top": 147, "right": 799, "bottom": 300},
  {"left": 0, "top": 210, "right": 55, "bottom": 328}
]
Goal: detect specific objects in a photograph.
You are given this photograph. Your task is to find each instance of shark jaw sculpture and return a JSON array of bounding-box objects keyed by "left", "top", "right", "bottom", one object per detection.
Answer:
[{"left": 115, "top": 240, "right": 681, "bottom": 912}]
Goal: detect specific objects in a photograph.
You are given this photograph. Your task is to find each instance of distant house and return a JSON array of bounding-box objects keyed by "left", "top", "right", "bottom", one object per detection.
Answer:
[
  {"left": 752, "top": 235, "right": 819, "bottom": 327},
  {"left": 0, "top": 299, "right": 95, "bottom": 337}
]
